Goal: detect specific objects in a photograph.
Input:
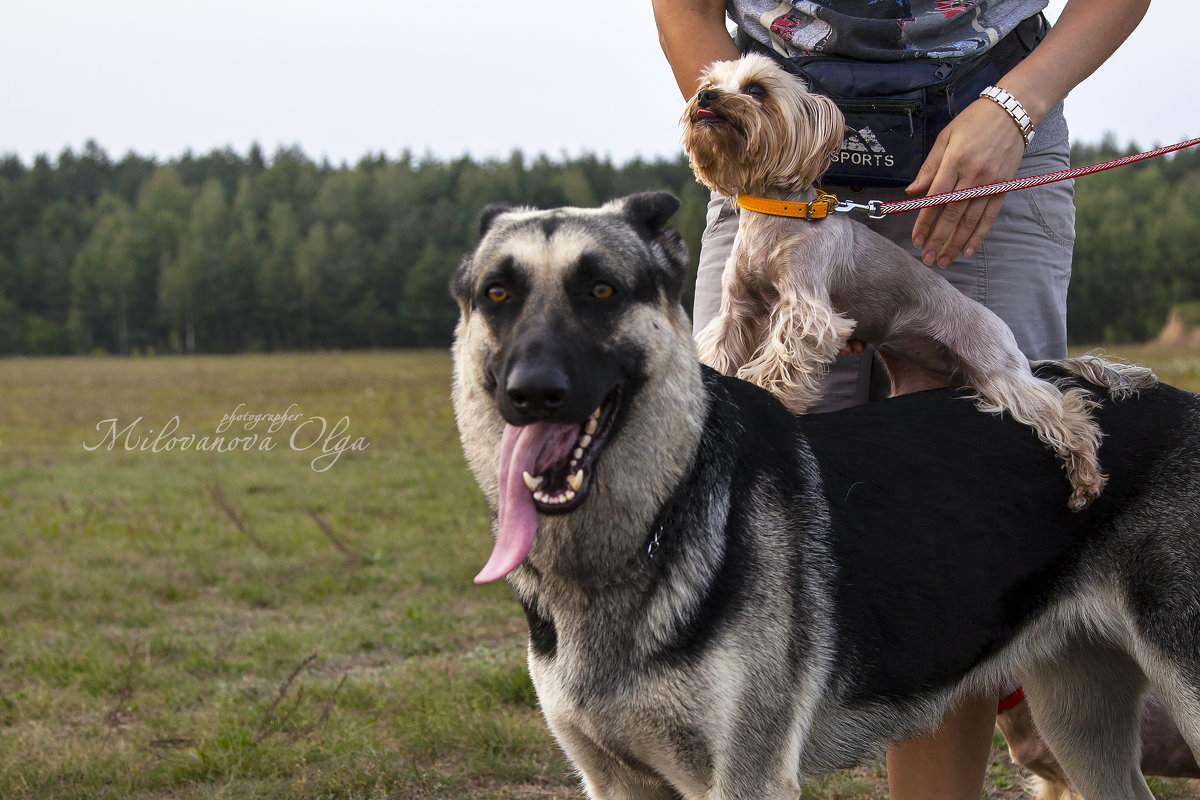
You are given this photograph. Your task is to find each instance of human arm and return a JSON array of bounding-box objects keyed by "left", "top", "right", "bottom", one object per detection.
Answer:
[
  {"left": 652, "top": 0, "right": 742, "bottom": 99},
  {"left": 908, "top": 0, "right": 1152, "bottom": 267}
]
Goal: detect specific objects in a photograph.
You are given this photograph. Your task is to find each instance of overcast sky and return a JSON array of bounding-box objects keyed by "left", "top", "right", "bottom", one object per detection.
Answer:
[{"left": 3, "top": 0, "right": 1194, "bottom": 167}]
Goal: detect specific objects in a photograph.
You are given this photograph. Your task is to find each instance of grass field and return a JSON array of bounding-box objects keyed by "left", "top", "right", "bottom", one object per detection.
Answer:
[{"left": 1, "top": 347, "right": 1198, "bottom": 799}]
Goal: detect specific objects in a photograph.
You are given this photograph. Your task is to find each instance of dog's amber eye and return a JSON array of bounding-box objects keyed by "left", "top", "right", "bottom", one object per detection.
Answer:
[
  {"left": 745, "top": 83, "right": 767, "bottom": 99},
  {"left": 590, "top": 282, "right": 615, "bottom": 300},
  {"left": 486, "top": 284, "right": 509, "bottom": 303}
]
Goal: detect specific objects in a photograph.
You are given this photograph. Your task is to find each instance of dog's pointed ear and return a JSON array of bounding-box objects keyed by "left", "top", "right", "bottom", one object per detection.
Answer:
[
  {"left": 795, "top": 93, "right": 847, "bottom": 186},
  {"left": 612, "top": 192, "right": 689, "bottom": 304},
  {"left": 449, "top": 255, "right": 474, "bottom": 310},
  {"left": 478, "top": 204, "right": 512, "bottom": 237},
  {"left": 656, "top": 228, "right": 690, "bottom": 304},
  {"left": 616, "top": 191, "right": 680, "bottom": 239}
]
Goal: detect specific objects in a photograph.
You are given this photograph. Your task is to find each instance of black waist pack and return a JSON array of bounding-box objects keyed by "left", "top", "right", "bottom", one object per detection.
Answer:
[
  {"left": 788, "top": 53, "right": 999, "bottom": 188},
  {"left": 766, "top": 14, "right": 1046, "bottom": 189}
]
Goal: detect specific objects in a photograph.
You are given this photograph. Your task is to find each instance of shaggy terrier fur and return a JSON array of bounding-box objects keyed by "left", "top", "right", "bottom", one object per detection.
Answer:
[{"left": 682, "top": 54, "right": 1105, "bottom": 510}]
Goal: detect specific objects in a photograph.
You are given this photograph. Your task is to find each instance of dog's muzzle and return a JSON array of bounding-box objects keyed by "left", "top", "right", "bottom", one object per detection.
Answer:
[
  {"left": 494, "top": 328, "right": 614, "bottom": 427},
  {"left": 477, "top": 329, "right": 627, "bottom": 583},
  {"left": 504, "top": 360, "right": 569, "bottom": 422},
  {"left": 696, "top": 89, "right": 721, "bottom": 120}
]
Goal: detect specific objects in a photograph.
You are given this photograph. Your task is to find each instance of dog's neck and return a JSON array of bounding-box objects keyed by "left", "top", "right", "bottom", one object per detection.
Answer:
[
  {"left": 735, "top": 185, "right": 819, "bottom": 203},
  {"left": 736, "top": 188, "right": 837, "bottom": 221},
  {"left": 730, "top": 184, "right": 824, "bottom": 216}
]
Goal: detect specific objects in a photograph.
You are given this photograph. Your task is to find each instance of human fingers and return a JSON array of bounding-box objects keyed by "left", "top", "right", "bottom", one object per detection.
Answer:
[
  {"left": 907, "top": 139, "right": 947, "bottom": 250},
  {"left": 959, "top": 194, "right": 1007, "bottom": 259},
  {"left": 912, "top": 102, "right": 1025, "bottom": 265},
  {"left": 929, "top": 192, "right": 1008, "bottom": 268},
  {"left": 910, "top": 147, "right": 967, "bottom": 264}
]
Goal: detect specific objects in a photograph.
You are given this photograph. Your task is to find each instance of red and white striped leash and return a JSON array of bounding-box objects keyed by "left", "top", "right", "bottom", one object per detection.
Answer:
[{"left": 833, "top": 136, "right": 1200, "bottom": 219}]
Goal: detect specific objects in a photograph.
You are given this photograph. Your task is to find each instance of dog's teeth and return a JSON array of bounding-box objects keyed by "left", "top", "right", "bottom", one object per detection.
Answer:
[
  {"left": 573, "top": 447, "right": 584, "bottom": 460},
  {"left": 565, "top": 490, "right": 576, "bottom": 502},
  {"left": 567, "top": 470, "right": 583, "bottom": 492},
  {"left": 590, "top": 407, "right": 602, "bottom": 420},
  {"left": 585, "top": 419, "right": 598, "bottom": 435},
  {"left": 579, "top": 434, "right": 592, "bottom": 448},
  {"left": 523, "top": 471, "right": 544, "bottom": 492}
]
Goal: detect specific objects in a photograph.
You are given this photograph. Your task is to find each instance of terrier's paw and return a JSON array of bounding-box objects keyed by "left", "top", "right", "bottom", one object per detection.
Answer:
[{"left": 1065, "top": 460, "right": 1106, "bottom": 512}]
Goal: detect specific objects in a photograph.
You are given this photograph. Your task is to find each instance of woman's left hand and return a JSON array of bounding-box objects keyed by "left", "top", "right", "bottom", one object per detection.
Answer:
[{"left": 906, "top": 97, "right": 1028, "bottom": 267}]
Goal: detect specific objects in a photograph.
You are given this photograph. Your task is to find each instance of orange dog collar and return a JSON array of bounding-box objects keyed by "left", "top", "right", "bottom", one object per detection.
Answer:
[{"left": 736, "top": 192, "right": 837, "bottom": 220}]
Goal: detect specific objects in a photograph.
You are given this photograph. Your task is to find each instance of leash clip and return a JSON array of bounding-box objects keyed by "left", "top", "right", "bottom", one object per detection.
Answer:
[{"left": 833, "top": 198, "right": 886, "bottom": 219}]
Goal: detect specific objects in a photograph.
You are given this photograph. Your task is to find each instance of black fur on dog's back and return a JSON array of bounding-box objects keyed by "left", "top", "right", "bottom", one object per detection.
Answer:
[
  {"left": 675, "top": 365, "right": 1200, "bottom": 775},
  {"left": 798, "top": 369, "right": 1194, "bottom": 704}
]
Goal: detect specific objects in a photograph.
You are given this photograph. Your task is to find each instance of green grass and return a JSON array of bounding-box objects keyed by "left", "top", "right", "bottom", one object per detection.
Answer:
[
  {"left": 0, "top": 348, "right": 1198, "bottom": 799},
  {"left": 0, "top": 352, "right": 562, "bottom": 799}
]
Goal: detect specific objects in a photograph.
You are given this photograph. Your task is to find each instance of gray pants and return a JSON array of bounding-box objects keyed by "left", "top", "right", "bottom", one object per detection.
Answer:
[{"left": 692, "top": 140, "right": 1075, "bottom": 412}]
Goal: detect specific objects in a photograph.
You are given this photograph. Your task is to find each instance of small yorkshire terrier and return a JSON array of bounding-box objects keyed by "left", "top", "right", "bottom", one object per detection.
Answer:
[{"left": 682, "top": 53, "right": 1104, "bottom": 510}]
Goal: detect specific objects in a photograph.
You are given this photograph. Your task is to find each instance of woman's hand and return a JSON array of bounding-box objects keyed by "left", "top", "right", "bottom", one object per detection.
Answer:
[
  {"left": 904, "top": 0, "right": 1151, "bottom": 268},
  {"left": 905, "top": 97, "right": 1028, "bottom": 268}
]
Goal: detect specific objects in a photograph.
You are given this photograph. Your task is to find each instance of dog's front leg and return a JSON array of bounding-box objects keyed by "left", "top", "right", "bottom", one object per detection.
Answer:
[
  {"left": 555, "top": 726, "right": 685, "bottom": 800},
  {"left": 708, "top": 766, "right": 805, "bottom": 800},
  {"left": 579, "top": 772, "right": 683, "bottom": 800},
  {"left": 735, "top": 282, "right": 855, "bottom": 414},
  {"left": 695, "top": 268, "right": 766, "bottom": 378}
]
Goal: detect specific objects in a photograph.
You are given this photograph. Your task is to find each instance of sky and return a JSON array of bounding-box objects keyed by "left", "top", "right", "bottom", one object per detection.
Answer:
[{"left": 2, "top": 0, "right": 1195, "bottom": 168}]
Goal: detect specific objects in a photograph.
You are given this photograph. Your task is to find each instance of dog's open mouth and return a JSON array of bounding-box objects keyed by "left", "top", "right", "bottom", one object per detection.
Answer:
[
  {"left": 696, "top": 108, "right": 721, "bottom": 122},
  {"left": 521, "top": 395, "right": 617, "bottom": 513},
  {"left": 474, "top": 389, "right": 621, "bottom": 583}
]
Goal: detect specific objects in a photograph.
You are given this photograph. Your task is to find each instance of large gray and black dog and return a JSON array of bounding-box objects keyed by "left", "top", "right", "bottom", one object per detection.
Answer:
[{"left": 450, "top": 191, "right": 1200, "bottom": 800}]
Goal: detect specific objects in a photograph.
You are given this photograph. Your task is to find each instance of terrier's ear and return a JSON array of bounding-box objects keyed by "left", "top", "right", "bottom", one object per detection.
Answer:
[
  {"left": 797, "top": 92, "right": 847, "bottom": 186},
  {"left": 478, "top": 204, "right": 512, "bottom": 236},
  {"left": 617, "top": 191, "right": 680, "bottom": 239}
]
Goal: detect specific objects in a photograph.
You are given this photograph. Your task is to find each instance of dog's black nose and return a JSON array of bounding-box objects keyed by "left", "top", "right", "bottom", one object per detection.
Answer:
[
  {"left": 506, "top": 363, "right": 569, "bottom": 420},
  {"left": 697, "top": 89, "right": 719, "bottom": 108}
]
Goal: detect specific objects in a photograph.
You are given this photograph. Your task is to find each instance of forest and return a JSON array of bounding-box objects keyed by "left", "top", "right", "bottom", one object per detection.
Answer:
[{"left": 0, "top": 137, "right": 1197, "bottom": 355}]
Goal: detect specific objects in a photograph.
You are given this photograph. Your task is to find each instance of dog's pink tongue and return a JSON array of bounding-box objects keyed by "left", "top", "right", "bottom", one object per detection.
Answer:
[{"left": 474, "top": 422, "right": 566, "bottom": 584}]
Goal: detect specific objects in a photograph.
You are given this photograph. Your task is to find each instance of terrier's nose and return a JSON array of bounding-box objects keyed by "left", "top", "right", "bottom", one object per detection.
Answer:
[{"left": 697, "top": 89, "right": 719, "bottom": 108}]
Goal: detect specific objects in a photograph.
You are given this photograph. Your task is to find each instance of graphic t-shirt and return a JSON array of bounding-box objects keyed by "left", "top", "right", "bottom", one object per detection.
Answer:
[
  {"left": 727, "top": 0, "right": 1065, "bottom": 148},
  {"left": 728, "top": 0, "right": 1049, "bottom": 60}
]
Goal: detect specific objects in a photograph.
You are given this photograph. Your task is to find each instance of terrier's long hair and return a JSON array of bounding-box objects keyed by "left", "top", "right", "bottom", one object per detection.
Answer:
[
  {"left": 682, "top": 53, "right": 844, "bottom": 198},
  {"left": 683, "top": 54, "right": 854, "bottom": 408},
  {"left": 679, "top": 54, "right": 1108, "bottom": 511}
]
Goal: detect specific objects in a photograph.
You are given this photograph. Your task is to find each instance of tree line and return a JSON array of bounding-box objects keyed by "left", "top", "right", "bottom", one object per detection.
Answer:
[{"left": 0, "top": 137, "right": 1197, "bottom": 356}]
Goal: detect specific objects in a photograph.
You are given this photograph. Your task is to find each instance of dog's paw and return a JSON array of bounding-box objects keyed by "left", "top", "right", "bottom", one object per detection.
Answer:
[
  {"left": 737, "top": 353, "right": 822, "bottom": 414},
  {"left": 1066, "top": 466, "right": 1106, "bottom": 512},
  {"left": 1062, "top": 445, "right": 1106, "bottom": 511},
  {"left": 1055, "top": 390, "right": 1107, "bottom": 512}
]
